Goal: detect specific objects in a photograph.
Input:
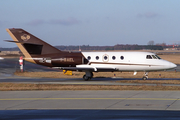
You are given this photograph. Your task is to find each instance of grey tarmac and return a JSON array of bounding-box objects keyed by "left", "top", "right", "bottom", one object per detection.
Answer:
[
  {"left": 1, "top": 91, "right": 180, "bottom": 110},
  {"left": 1, "top": 91, "right": 180, "bottom": 120}
]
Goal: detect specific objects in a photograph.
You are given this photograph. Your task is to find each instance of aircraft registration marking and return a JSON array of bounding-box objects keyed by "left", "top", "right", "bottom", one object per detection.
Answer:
[{"left": 57, "top": 58, "right": 74, "bottom": 62}]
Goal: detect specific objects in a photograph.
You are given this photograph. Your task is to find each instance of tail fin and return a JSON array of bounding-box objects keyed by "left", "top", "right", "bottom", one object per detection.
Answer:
[{"left": 6, "top": 28, "right": 61, "bottom": 58}]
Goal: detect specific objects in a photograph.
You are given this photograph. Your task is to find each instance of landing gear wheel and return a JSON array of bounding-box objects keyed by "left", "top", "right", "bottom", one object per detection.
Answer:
[
  {"left": 142, "top": 76, "right": 148, "bottom": 80},
  {"left": 83, "top": 71, "right": 93, "bottom": 81},
  {"left": 83, "top": 75, "right": 90, "bottom": 81},
  {"left": 142, "top": 72, "right": 148, "bottom": 80}
]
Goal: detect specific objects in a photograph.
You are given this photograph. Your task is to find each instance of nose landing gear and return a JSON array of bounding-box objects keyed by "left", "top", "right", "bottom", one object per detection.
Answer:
[{"left": 142, "top": 72, "right": 148, "bottom": 80}]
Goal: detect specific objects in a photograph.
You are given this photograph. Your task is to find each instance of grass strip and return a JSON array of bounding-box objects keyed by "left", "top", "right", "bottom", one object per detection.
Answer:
[
  {"left": 116, "top": 80, "right": 180, "bottom": 84},
  {"left": 1, "top": 83, "right": 180, "bottom": 91}
]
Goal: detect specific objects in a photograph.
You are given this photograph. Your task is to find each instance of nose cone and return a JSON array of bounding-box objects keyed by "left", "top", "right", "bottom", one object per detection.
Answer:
[
  {"left": 169, "top": 62, "right": 177, "bottom": 69},
  {"left": 160, "top": 60, "right": 177, "bottom": 70}
]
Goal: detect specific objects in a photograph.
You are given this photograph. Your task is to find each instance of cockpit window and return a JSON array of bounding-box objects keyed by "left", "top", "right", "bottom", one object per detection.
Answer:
[
  {"left": 152, "top": 55, "right": 157, "bottom": 59},
  {"left": 155, "top": 55, "right": 161, "bottom": 59},
  {"left": 146, "top": 54, "right": 161, "bottom": 59},
  {"left": 146, "top": 55, "right": 152, "bottom": 59}
]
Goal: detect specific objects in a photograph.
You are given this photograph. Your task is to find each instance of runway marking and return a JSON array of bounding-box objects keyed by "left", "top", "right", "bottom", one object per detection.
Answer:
[{"left": 0, "top": 98, "right": 179, "bottom": 101}]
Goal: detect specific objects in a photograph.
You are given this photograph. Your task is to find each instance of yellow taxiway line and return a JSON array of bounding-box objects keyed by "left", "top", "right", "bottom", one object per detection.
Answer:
[{"left": 0, "top": 98, "right": 178, "bottom": 101}]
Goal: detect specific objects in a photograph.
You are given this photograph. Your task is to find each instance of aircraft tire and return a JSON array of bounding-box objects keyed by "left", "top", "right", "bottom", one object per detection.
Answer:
[
  {"left": 83, "top": 75, "right": 90, "bottom": 81},
  {"left": 142, "top": 76, "right": 148, "bottom": 80}
]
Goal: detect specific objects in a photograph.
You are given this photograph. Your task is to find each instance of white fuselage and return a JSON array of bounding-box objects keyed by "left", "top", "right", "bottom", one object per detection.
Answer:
[{"left": 80, "top": 52, "right": 176, "bottom": 72}]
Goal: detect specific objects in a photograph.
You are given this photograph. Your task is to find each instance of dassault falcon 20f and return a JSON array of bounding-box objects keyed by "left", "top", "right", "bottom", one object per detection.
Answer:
[{"left": 6, "top": 28, "right": 177, "bottom": 80}]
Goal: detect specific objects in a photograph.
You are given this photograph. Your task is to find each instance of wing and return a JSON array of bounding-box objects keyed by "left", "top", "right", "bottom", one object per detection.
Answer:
[{"left": 53, "top": 65, "right": 118, "bottom": 72}]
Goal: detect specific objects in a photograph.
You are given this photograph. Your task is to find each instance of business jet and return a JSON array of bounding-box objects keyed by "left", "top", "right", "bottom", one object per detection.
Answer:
[{"left": 6, "top": 28, "right": 177, "bottom": 80}]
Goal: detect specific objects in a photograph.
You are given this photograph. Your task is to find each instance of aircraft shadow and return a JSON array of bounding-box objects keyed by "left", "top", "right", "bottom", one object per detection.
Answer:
[{"left": 0, "top": 109, "right": 180, "bottom": 120}]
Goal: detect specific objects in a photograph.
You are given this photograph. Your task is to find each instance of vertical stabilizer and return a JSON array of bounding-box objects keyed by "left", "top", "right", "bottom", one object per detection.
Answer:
[{"left": 6, "top": 28, "right": 62, "bottom": 63}]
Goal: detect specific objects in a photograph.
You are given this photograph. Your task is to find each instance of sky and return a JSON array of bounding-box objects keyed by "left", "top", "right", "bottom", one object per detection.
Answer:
[{"left": 1, "top": 0, "right": 180, "bottom": 48}]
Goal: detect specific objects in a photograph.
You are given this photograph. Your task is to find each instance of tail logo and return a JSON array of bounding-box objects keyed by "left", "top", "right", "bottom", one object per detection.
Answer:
[{"left": 21, "top": 34, "right": 30, "bottom": 41}]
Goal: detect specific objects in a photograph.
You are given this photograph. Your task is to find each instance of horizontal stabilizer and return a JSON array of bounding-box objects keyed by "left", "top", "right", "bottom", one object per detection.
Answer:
[{"left": 4, "top": 40, "right": 24, "bottom": 43}]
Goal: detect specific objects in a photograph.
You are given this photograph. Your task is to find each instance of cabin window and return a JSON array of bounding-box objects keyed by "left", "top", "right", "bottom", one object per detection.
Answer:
[
  {"left": 120, "top": 56, "right": 124, "bottom": 60},
  {"left": 112, "top": 56, "right": 116, "bottom": 60},
  {"left": 103, "top": 54, "right": 109, "bottom": 62},
  {"left": 87, "top": 56, "right": 91, "bottom": 60},
  {"left": 96, "top": 56, "right": 99, "bottom": 60},
  {"left": 104, "top": 56, "right": 108, "bottom": 60},
  {"left": 146, "top": 55, "right": 152, "bottom": 59}
]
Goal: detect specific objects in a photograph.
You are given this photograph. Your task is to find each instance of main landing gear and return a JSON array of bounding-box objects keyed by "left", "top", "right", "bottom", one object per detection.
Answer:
[
  {"left": 142, "top": 72, "right": 148, "bottom": 80},
  {"left": 83, "top": 71, "right": 93, "bottom": 81}
]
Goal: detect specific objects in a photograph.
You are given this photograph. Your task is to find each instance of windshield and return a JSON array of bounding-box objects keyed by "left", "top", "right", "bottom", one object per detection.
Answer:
[
  {"left": 146, "top": 54, "right": 161, "bottom": 59},
  {"left": 155, "top": 55, "right": 161, "bottom": 59}
]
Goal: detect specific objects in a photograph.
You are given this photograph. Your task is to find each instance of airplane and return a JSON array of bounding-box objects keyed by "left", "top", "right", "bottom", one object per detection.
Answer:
[{"left": 6, "top": 28, "right": 177, "bottom": 80}]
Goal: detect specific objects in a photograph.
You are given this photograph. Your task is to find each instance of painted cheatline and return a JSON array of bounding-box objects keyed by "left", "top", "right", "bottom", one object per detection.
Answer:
[{"left": 6, "top": 28, "right": 177, "bottom": 80}]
